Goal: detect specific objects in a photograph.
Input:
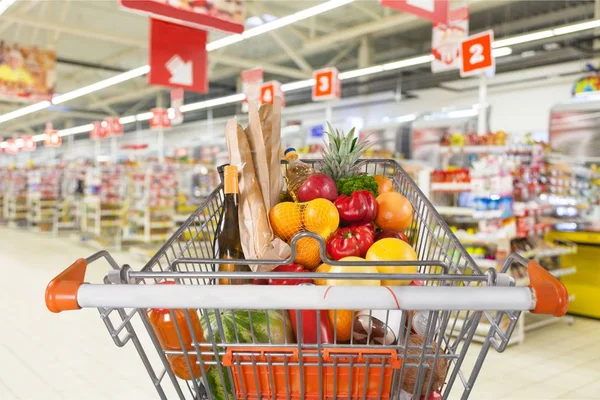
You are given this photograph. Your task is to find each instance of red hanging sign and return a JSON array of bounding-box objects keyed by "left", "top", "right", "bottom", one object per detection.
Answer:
[
  {"left": 148, "top": 19, "right": 208, "bottom": 93},
  {"left": 90, "top": 121, "right": 106, "bottom": 140},
  {"left": 312, "top": 67, "right": 341, "bottom": 101},
  {"left": 21, "top": 135, "right": 36, "bottom": 152},
  {"left": 150, "top": 107, "right": 171, "bottom": 130},
  {"left": 119, "top": 0, "right": 246, "bottom": 34},
  {"left": 241, "top": 68, "right": 264, "bottom": 111},
  {"left": 460, "top": 30, "right": 494, "bottom": 77},
  {"left": 380, "top": 0, "right": 449, "bottom": 24},
  {"left": 103, "top": 117, "right": 123, "bottom": 137},
  {"left": 170, "top": 88, "right": 184, "bottom": 126},
  {"left": 260, "top": 81, "right": 284, "bottom": 107},
  {"left": 431, "top": 6, "right": 469, "bottom": 73},
  {"left": 44, "top": 130, "right": 61, "bottom": 148},
  {"left": 5, "top": 139, "right": 19, "bottom": 154}
]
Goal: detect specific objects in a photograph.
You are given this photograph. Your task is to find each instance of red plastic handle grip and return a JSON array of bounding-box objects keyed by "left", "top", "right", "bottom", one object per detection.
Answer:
[
  {"left": 45, "top": 258, "right": 87, "bottom": 313},
  {"left": 528, "top": 260, "right": 569, "bottom": 317}
]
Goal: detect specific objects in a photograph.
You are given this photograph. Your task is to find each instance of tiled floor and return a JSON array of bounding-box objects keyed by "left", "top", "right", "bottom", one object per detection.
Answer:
[{"left": 1, "top": 226, "right": 599, "bottom": 399}]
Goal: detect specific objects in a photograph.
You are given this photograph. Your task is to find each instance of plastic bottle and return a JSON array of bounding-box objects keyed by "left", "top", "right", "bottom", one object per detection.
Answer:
[
  {"left": 284, "top": 147, "right": 314, "bottom": 202},
  {"left": 147, "top": 282, "right": 209, "bottom": 380}
]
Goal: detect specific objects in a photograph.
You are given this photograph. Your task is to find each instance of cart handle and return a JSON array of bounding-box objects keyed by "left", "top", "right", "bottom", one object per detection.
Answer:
[
  {"left": 45, "top": 258, "right": 87, "bottom": 313},
  {"left": 528, "top": 260, "right": 569, "bottom": 317},
  {"left": 45, "top": 257, "right": 569, "bottom": 316}
]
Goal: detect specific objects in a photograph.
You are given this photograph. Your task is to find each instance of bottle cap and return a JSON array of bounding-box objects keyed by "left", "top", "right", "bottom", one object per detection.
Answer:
[
  {"left": 217, "top": 163, "right": 230, "bottom": 174},
  {"left": 224, "top": 165, "right": 238, "bottom": 177}
]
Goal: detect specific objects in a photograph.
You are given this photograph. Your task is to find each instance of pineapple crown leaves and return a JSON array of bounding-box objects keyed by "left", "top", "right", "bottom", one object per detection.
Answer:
[{"left": 320, "top": 122, "right": 372, "bottom": 180}]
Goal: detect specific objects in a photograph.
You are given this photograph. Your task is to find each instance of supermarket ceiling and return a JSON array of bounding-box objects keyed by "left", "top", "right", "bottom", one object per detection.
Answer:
[{"left": 0, "top": 0, "right": 599, "bottom": 136}]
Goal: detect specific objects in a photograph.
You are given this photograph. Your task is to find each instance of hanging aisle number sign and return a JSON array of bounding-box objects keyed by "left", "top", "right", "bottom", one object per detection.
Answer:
[
  {"left": 460, "top": 30, "right": 494, "bottom": 77},
  {"left": 312, "top": 68, "right": 341, "bottom": 101},
  {"left": 260, "top": 81, "right": 284, "bottom": 107}
]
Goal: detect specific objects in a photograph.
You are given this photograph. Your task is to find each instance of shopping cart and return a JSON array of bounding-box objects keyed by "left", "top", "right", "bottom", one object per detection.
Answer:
[{"left": 45, "top": 159, "right": 568, "bottom": 400}]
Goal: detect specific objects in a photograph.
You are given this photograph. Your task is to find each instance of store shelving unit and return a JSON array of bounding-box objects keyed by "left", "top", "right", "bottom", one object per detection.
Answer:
[
  {"left": 82, "top": 166, "right": 126, "bottom": 250},
  {"left": 27, "top": 168, "right": 61, "bottom": 232},
  {"left": 432, "top": 141, "right": 579, "bottom": 345},
  {"left": 124, "top": 164, "right": 176, "bottom": 244},
  {"left": 4, "top": 169, "right": 28, "bottom": 228},
  {"left": 0, "top": 168, "right": 7, "bottom": 224},
  {"left": 54, "top": 165, "right": 86, "bottom": 234}
]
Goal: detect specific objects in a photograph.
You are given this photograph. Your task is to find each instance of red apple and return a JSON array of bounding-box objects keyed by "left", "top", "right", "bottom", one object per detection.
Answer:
[
  {"left": 375, "top": 230, "right": 409, "bottom": 243},
  {"left": 297, "top": 173, "right": 338, "bottom": 202}
]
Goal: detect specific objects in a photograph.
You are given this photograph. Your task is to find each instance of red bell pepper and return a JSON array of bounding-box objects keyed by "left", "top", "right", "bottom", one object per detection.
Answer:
[
  {"left": 375, "top": 230, "right": 409, "bottom": 243},
  {"left": 326, "top": 223, "right": 375, "bottom": 260},
  {"left": 334, "top": 190, "right": 378, "bottom": 226},
  {"left": 268, "top": 263, "right": 313, "bottom": 285}
]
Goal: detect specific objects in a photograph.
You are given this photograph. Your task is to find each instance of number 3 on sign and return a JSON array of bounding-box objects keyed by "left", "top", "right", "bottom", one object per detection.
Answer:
[
  {"left": 460, "top": 30, "right": 494, "bottom": 77},
  {"left": 312, "top": 68, "right": 341, "bottom": 101}
]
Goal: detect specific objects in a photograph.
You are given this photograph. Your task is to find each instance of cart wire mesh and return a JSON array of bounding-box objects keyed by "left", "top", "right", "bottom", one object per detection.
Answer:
[{"left": 94, "top": 159, "right": 523, "bottom": 400}]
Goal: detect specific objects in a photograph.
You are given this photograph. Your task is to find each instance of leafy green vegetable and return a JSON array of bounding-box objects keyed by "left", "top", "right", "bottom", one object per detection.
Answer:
[{"left": 336, "top": 174, "right": 378, "bottom": 197}]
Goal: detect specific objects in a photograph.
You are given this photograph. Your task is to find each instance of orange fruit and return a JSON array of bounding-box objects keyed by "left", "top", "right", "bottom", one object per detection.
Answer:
[
  {"left": 374, "top": 174, "right": 394, "bottom": 195},
  {"left": 314, "top": 263, "right": 331, "bottom": 285},
  {"left": 293, "top": 236, "right": 322, "bottom": 269},
  {"left": 326, "top": 256, "right": 380, "bottom": 286},
  {"left": 375, "top": 192, "right": 413, "bottom": 232},
  {"left": 302, "top": 198, "right": 339, "bottom": 239},
  {"left": 328, "top": 309, "right": 355, "bottom": 342},
  {"left": 366, "top": 238, "right": 418, "bottom": 286},
  {"left": 270, "top": 202, "right": 302, "bottom": 241}
]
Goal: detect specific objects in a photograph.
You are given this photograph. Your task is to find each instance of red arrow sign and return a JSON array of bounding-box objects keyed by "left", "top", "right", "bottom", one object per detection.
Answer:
[{"left": 148, "top": 18, "right": 208, "bottom": 93}]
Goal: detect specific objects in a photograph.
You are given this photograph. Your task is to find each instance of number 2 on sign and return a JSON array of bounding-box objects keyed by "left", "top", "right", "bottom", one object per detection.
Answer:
[{"left": 469, "top": 43, "right": 485, "bottom": 65}]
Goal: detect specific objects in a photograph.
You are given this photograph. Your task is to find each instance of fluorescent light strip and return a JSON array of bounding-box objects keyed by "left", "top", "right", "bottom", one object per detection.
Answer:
[
  {"left": 492, "top": 30, "right": 554, "bottom": 48},
  {"left": 382, "top": 54, "right": 434, "bottom": 71},
  {"left": 52, "top": 65, "right": 150, "bottom": 105},
  {"left": 180, "top": 93, "right": 246, "bottom": 112},
  {"left": 119, "top": 115, "right": 137, "bottom": 124},
  {"left": 0, "top": 101, "right": 51, "bottom": 124},
  {"left": 0, "top": 0, "right": 353, "bottom": 128},
  {"left": 16, "top": 49, "right": 513, "bottom": 145},
  {"left": 59, "top": 124, "right": 94, "bottom": 137},
  {"left": 0, "top": 0, "right": 16, "bottom": 16},
  {"left": 281, "top": 79, "right": 316, "bottom": 92},
  {"left": 136, "top": 111, "right": 154, "bottom": 121},
  {"left": 339, "top": 65, "right": 385, "bottom": 80},
  {"left": 553, "top": 19, "right": 600, "bottom": 35},
  {"left": 492, "top": 47, "right": 513, "bottom": 57},
  {"left": 207, "top": 0, "right": 354, "bottom": 51},
  {"left": 12, "top": 16, "right": 600, "bottom": 148}
]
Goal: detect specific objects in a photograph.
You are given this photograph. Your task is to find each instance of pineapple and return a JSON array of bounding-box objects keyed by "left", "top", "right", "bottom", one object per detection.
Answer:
[{"left": 320, "top": 123, "right": 371, "bottom": 181}]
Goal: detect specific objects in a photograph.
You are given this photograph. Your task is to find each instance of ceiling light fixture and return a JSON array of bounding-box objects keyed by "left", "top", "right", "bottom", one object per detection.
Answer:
[
  {"left": 59, "top": 124, "right": 94, "bottom": 137},
  {"left": 0, "top": 101, "right": 51, "bottom": 124},
  {"left": 492, "top": 30, "right": 554, "bottom": 48},
  {"left": 52, "top": 65, "right": 151, "bottom": 105},
  {"left": 0, "top": 0, "right": 16, "bottom": 16},
  {"left": 11, "top": 15, "right": 600, "bottom": 146},
  {"left": 180, "top": 93, "right": 246, "bottom": 113},
  {"left": 491, "top": 47, "right": 513, "bottom": 57},
  {"left": 553, "top": 19, "right": 600, "bottom": 35},
  {"left": 207, "top": 0, "right": 354, "bottom": 51}
]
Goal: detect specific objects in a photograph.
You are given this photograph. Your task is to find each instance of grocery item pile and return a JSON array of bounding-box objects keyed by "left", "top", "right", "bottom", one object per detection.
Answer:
[{"left": 143, "top": 101, "right": 451, "bottom": 399}]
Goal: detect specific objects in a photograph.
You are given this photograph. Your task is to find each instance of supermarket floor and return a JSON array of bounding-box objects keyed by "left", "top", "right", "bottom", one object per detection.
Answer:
[{"left": 1, "top": 226, "right": 599, "bottom": 400}]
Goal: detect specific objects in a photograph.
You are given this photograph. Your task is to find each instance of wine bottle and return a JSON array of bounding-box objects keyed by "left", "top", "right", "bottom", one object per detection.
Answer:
[
  {"left": 212, "top": 163, "right": 229, "bottom": 261},
  {"left": 217, "top": 165, "right": 250, "bottom": 284}
]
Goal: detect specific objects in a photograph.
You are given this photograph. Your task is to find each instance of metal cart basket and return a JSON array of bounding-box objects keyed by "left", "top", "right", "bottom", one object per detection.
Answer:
[{"left": 46, "top": 159, "right": 568, "bottom": 400}]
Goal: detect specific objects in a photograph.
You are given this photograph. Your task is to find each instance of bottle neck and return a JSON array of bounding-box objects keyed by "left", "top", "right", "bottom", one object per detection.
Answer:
[{"left": 224, "top": 173, "right": 239, "bottom": 195}]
